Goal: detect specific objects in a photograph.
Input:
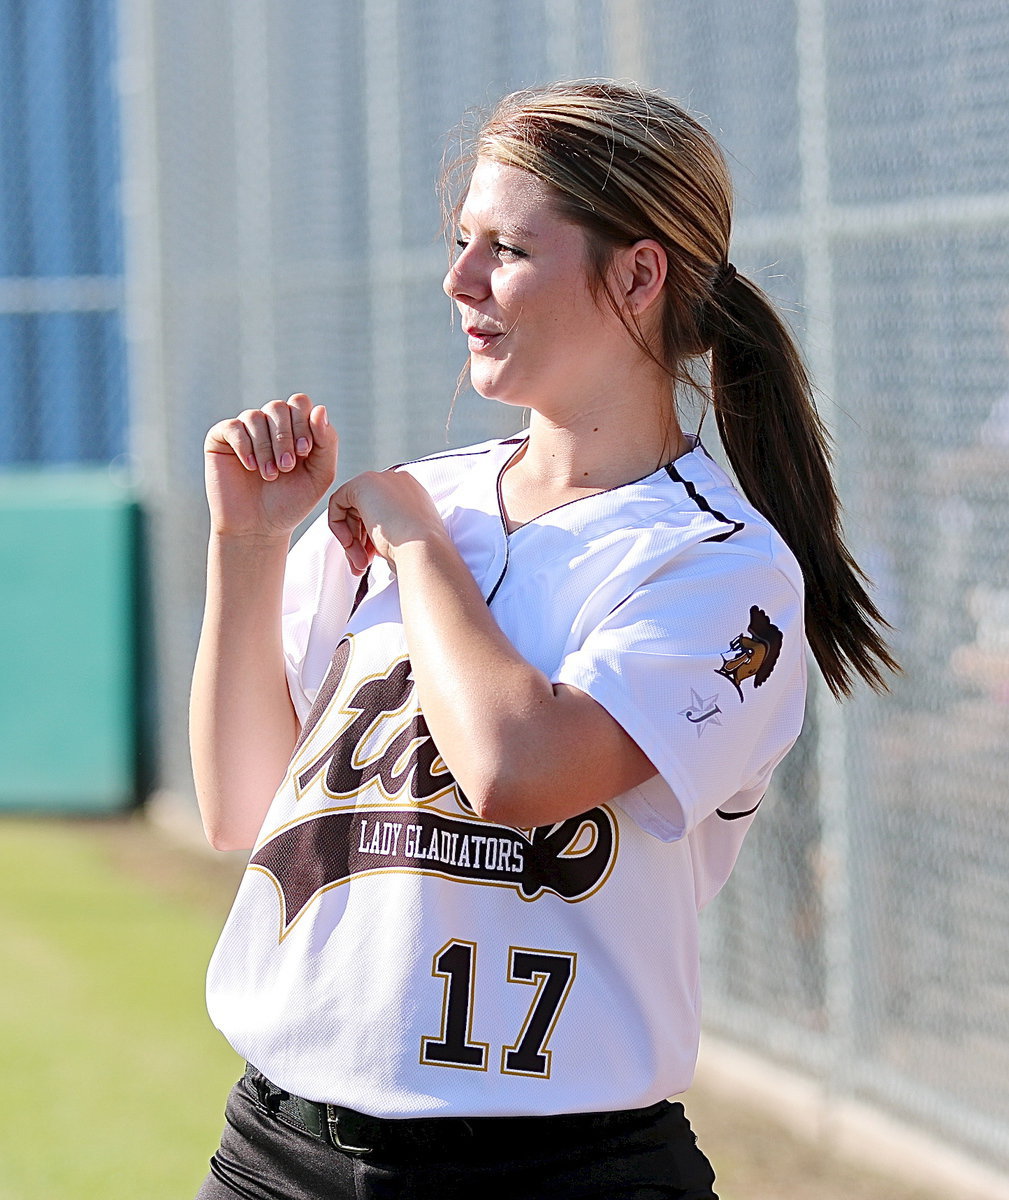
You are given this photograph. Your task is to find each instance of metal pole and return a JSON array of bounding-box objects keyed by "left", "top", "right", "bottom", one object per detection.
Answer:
[
  {"left": 795, "top": 0, "right": 854, "bottom": 1133},
  {"left": 608, "top": 0, "right": 647, "bottom": 81},
  {"left": 232, "top": 0, "right": 278, "bottom": 401},
  {"left": 363, "top": 0, "right": 407, "bottom": 468},
  {"left": 116, "top": 0, "right": 168, "bottom": 492}
]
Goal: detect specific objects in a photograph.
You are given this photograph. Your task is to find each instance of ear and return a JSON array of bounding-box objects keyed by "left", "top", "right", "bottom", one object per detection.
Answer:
[{"left": 610, "top": 239, "right": 667, "bottom": 315}]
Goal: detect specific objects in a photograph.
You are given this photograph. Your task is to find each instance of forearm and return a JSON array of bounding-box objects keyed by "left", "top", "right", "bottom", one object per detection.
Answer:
[
  {"left": 190, "top": 532, "right": 299, "bottom": 850},
  {"left": 327, "top": 467, "right": 654, "bottom": 826},
  {"left": 393, "top": 537, "right": 650, "bottom": 826}
]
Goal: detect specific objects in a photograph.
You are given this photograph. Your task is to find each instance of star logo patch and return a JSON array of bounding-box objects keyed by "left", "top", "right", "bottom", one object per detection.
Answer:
[{"left": 679, "top": 689, "right": 723, "bottom": 737}]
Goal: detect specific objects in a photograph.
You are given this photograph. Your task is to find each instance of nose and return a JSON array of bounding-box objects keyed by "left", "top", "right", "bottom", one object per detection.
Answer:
[{"left": 443, "top": 242, "right": 489, "bottom": 303}]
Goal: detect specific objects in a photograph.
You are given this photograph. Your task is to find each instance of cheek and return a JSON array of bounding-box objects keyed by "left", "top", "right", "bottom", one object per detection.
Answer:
[
  {"left": 493, "top": 265, "right": 605, "bottom": 346},
  {"left": 491, "top": 271, "right": 526, "bottom": 309},
  {"left": 553, "top": 288, "right": 610, "bottom": 344}
]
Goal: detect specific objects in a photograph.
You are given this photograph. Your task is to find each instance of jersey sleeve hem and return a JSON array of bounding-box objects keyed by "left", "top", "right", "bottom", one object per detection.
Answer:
[{"left": 615, "top": 774, "right": 689, "bottom": 843}]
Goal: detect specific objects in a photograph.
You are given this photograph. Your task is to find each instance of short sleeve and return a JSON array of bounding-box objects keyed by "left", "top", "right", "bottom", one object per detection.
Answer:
[
  {"left": 282, "top": 512, "right": 359, "bottom": 724},
  {"left": 553, "top": 548, "right": 807, "bottom": 841}
]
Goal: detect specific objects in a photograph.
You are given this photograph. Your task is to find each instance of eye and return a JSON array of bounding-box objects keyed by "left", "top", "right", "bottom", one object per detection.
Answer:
[
  {"left": 493, "top": 241, "right": 525, "bottom": 259},
  {"left": 453, "top": 235, "right": 526, "bottom": 260}
]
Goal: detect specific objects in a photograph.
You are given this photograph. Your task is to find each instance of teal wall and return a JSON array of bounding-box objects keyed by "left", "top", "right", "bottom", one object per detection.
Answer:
[{"left": 0, "top": 472, "right": 138, "bottom": 809}]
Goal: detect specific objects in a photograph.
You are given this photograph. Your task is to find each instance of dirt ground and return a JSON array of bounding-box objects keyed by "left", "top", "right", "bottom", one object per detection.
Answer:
[
  {"left": 681, "top": 1086, "right": 945, "bottom": 1200},
  {"left": 84, "top": 813, "right": 948, "bottom": 1200}
]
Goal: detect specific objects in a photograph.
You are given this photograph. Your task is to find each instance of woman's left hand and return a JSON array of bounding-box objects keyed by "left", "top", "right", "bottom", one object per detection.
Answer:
[{"left": 328, "top": 470, "right": 449, "bottom": 574}]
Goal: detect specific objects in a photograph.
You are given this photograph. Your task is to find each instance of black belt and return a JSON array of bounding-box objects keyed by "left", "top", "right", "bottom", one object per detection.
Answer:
[{"left": 244, "top": 1064, "right": 676, "bottom": 1160}]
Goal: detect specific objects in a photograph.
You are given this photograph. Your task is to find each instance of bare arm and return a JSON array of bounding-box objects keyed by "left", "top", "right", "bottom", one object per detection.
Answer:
[
  {"left": 329, "top": 471, "right": 655, "bottom": 828},
  {"left": 190, "top": 395, "right": 338, "bottom": 850},
  {"left": 190, "top": 530, "right": 297, "bottom": 851}
]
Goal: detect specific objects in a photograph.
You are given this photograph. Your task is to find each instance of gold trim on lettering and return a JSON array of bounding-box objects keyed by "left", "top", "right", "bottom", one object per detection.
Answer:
[{"left": 500, "top": 946, "right": 578, "bottom": 1079}]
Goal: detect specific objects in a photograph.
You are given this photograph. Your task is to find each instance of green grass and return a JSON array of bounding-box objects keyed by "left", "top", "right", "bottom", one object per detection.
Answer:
[{"left": 0, "top": 818, "right": 245, "bottom": 1200}]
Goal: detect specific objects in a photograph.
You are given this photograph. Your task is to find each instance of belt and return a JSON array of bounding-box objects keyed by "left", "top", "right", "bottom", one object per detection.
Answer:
[{"left": 244, "top": 1064, "right": 675, "bottom": 1161}]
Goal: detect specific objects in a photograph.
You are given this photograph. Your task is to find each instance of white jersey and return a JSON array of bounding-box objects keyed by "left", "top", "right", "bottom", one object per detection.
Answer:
[{"left": 206, "top": 433, "right": 807, "bottom": 1117}]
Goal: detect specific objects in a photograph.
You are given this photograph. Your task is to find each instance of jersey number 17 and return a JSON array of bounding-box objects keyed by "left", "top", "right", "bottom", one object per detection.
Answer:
[{"left": 420, "top": 940, "right": 577, "bottom": 1079}]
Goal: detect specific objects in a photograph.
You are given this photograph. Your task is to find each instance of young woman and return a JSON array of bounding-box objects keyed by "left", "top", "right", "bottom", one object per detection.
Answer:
[{"left": 190, "top": 80, "right": 895, "bottom": 1200}]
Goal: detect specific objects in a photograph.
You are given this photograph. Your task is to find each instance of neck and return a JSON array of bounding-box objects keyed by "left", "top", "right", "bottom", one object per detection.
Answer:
[
  {"left": 518, "top": 402, "right": 686, "bottom": 491},
  {"left": 500, "top": 383, "right": 689, "bottom": 529}
]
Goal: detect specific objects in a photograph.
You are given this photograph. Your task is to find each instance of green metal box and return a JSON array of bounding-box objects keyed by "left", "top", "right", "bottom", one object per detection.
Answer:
[{"left": 0, "top": 470, "right": 140, "bottom": 811}]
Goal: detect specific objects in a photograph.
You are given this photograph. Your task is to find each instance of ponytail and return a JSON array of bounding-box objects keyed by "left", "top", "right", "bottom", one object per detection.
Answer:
[{"left": 708, "top": 273, "right": 898, "bottom": 698}]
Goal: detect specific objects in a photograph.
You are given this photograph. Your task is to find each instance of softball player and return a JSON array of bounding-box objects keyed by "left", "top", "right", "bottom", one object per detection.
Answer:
[{"left": 190, "top": 81, "right": 895, "bottom": 1200}]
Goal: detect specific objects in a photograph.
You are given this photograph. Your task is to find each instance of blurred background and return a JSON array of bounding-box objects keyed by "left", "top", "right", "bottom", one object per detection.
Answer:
[{"left": 1, "top": 0, "right": 1008, "bottom": 1197}]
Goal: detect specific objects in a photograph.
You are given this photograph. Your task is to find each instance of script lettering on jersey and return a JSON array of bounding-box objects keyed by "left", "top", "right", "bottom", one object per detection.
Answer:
[
  {"left": 253, "top": 637, "right": 618, "bottom": 935},
  {"left": 294, "top": 644, "right": 452, "bottom": 805}
]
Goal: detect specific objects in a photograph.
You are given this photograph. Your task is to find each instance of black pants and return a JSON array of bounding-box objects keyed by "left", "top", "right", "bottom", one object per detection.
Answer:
[{"left": 196, "top": 1071, "right": 719, "bottom": 1200}]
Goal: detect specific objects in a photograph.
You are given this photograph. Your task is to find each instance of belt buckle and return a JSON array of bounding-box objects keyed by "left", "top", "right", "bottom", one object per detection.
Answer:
[{"left": 326, "top": 1105, "right": 374, "bottom": 1157}]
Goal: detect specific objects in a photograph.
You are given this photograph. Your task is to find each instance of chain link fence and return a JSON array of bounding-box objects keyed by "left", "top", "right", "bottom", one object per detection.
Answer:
[
  {"left": 0, "top": 0, "right": 125, "bottom": 464},
  {"left": 4, "top": 0, "right": 1007, "bottom": 1175}
]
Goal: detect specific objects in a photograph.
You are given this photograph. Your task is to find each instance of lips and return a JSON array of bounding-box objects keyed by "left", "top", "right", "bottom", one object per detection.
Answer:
[{"left": 464, "top": 325, "right": 504, "bottom": 352}]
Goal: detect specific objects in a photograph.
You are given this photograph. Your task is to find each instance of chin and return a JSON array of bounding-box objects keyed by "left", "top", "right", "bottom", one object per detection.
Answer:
[
  {"left": 469, "top": 367, "right": 527, "bottom": 408},
  {"left": 477, "top": 388, "right": 528, "bottom": 409}
]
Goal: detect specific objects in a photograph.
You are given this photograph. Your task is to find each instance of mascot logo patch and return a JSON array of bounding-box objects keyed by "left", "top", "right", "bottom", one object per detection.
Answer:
[
  {"left": 250, "top": 635, "right": 618, "bottom": 937},
  {"left": 715, "top": 606, "right": 783, "bottom": 700}
]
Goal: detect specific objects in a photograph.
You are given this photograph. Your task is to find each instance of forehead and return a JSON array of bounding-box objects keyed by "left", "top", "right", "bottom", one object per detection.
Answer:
[{"left": 458, "top": 159, "right": 560, "bottom": 232}]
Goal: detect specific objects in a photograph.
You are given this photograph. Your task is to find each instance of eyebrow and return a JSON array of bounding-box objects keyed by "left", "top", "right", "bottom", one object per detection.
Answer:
[{"left": 458, "top": 217, "right": 539, "bottom": 241}]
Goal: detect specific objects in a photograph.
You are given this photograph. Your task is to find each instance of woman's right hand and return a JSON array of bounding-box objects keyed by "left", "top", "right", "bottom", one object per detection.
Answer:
[{"left": 203, "top": 394, "right": 338, "bottom": 539}]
